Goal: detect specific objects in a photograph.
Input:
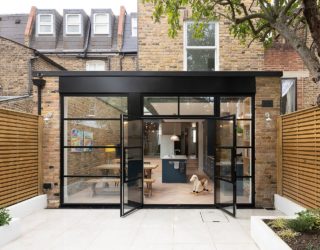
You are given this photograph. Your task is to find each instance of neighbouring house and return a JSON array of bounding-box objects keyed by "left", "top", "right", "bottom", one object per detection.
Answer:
[{"left": 0, "top": 2, "right": 317, "bottom": 216}]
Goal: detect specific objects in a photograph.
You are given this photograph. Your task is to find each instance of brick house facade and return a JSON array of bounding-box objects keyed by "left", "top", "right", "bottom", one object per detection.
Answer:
[{"left": 0, "top": 2, "right": 316, "bottom": 209}]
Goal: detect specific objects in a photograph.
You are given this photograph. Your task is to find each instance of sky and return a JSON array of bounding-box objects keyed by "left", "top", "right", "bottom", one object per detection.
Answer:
[{"left": 0, "top": 0, "right": 137, "bottom": 15}]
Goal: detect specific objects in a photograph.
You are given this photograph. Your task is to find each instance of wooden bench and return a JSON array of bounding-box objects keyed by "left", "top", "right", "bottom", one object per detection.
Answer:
[
  {"left": 87, "top": 178, "right": 120, "bottom": 197},
  {"left": 144, "top": 178, "right": 155, "bottom": 197}
]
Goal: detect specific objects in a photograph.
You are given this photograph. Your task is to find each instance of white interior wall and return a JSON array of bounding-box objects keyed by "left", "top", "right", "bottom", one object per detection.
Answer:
[{"left": 160, "top": 135, "right": 174, "bottom": 158}]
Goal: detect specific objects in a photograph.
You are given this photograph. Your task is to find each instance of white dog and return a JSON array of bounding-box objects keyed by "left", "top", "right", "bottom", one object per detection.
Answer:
[{"left": 190, "top": 174, "right": 209, "bottom": 193}]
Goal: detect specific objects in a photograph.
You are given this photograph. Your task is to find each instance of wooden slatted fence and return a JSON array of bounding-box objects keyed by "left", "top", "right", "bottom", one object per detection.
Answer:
[
  {"left": 277, "top": 106, "right": 320, "bottom": 209},
  {"left": 0, "top": 109, "right": 43, "bottom": 208}
]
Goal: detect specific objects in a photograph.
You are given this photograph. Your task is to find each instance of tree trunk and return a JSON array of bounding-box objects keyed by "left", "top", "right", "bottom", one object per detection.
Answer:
[
  {"left": 273, "top": 21, "right": 320, "bottom": 83},
  {"left": 303, "top": 0, "right": 320, "bottom": 58}
]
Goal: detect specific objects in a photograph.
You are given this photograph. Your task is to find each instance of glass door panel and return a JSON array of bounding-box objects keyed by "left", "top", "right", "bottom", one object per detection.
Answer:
[
  {"left": 213, "top": 115, "right": 237, "bottom": 217},
  {"left": 120, "top": 114, "right": 143, "bottom": 217}
]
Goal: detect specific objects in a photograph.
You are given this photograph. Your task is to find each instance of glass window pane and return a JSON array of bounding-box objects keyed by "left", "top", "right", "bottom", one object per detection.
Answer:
[
  {"left": 86, "top": 60, "right": 105, "bottom": 71},
  {"left": 64, "top": 148, "right": 120, "bottom": 176},
  {"left": 124, "top": 148, "right": 143, "bottom": 182},
  {"left": 187, "top": 49, "right": 215, "bottom": 71},
  {"left": 236, "top": 120, "right": 251, "bottom": 147},
  {"left": 65, "top": 120, "right": 121, "bottom": 146},
  {"left": 187, "top": 22, "right": 215, "bottom": 46},
  {"left": 95, "top": 14, "right": 109, "bottom": 23},
  {"left": 64, "top": 177, "right": 120, "bottom": 204},
  {"left": 123, "top": 178, "right": 143, "bottom": 213},
  {"left": 39, "top": 15, "right": 51, "bottom": 23},
  {"left": 95, "top": 24, "right": 109, "bottom": 34},
  {"left": 132, "top": 17, "right": 137, "bottom": 37},
  {"left": 67, "top": 15, "right": 80, "bottom": 24},
  {"left": 215, "top": 148, "right": 232, "bottom": 182},
  {"left": 237, "top": 177, "right": 252, "bottom": 204},
  {"left": 67, "top": 25, "right": 80, "bottom": 33},
  {"left": 220, "top": 97, "right": 252, "bottom": 119},
  {"left": 143, "top": 120, "right": 161, "bottom": 156},
  {"left": 180, "top": 96, "right": 214, "bottom": 115},
  {"left": 215, "top": 119, "right": 234, "bottom": 147},
  {"left": 39, "top": 25, "right": 52, "bottom": 33},
  {"left": 215, "top": 180, "right": 234, "bottom": 205},
  {"left": 236, "top": 148, "right": 251, "bottom": 176},
  {"left": 144, "top": 96, "right": 178, "bottom": 115},
  {"left": 64, "top": 96, "right": 127, "bottom": 118},
  {"left": 281, "top": 78, "right": 296, "bottom": 114}
]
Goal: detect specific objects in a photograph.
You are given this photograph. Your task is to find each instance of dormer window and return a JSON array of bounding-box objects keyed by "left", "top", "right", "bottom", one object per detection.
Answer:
[
  {"left": 66, "top": 14, "right": 81, "bottom": 34},
  {"left": 93, "top": 13, "right": 109, "bottom": 35},
  {"left": 131, "top": 17, "right": 137, "bottom": 37},
  {"left": 38, "top": 14, "right": 53, "bottom": 35}
]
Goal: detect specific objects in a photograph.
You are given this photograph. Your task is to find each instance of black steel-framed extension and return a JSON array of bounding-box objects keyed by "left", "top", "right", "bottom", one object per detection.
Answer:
[{"left": 33, "top": 71, "right": 282, "bottom": 216}]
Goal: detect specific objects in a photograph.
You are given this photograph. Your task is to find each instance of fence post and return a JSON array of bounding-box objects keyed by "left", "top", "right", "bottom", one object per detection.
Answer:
[
  {"left": 276, "top": 116, "right": 283, "bottom": 195},
  {"left": 38, "top": 116, "right": 44, "bottom": 195}
]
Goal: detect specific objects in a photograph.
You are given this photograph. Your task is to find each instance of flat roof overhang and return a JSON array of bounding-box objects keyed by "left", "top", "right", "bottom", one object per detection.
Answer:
[{"left": 32, "top": 71, "right": 282, "bottom": 95}]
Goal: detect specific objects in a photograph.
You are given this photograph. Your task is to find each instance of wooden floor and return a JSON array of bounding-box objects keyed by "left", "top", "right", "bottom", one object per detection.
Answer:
[{"left": 143, "top": 157, "right": 214, "bottom": 204}]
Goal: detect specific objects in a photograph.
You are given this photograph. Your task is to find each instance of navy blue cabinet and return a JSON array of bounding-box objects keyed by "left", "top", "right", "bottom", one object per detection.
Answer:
[{"left": 162, "top": 159, "right": 187, "bottom": 183}]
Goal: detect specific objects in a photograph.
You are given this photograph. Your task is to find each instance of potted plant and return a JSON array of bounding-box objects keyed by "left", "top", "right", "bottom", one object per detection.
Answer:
[
  {"left": 236, "top": 126, "right": 243, "bottom": 136},
  {"left": 0, "top": 208, "right": 21, "bottom": 247}
]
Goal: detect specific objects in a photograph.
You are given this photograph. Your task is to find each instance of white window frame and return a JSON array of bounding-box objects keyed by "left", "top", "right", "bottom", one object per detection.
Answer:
[
  {"left": 66, "top": 14, "right": 82, "bottom": 35},
  {"left": 131, "top": 17, "right": 137, "bottom": 37},
  {"left": 86, "top": 60, "right": 106, "bottom": 71},
  {"left": 37, "top": 14, "right": 54, "bottom": 35},
  {"left": 93, "top": 13, "right": 110, "bottom": 35},
  {"left": 183, "top": 21, "right": 219, "bottom": 71}
]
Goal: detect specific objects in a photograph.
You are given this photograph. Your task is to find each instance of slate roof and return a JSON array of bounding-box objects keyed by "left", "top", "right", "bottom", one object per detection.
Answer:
[
  {"left": 0, "top": 9, "right": 137, "bottom": 53},
  {"left": 0, "top": 14, "right": 28, "bottom": 44},
  {"left": 122, "top": 13, "right": 137, "bottom": 52}
]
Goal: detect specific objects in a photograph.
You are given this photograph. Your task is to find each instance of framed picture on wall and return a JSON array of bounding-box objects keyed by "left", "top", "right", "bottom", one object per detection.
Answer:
[
  {"left": 71, "top": 129, "right": 83, "bottom": 152},
  {"left": 83, "top": 131, "right": 93, "bottom": 152}
]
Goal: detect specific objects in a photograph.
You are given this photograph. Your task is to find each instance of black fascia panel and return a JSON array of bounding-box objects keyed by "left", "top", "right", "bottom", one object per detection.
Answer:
[{"left": 59, "top": 75, "right": 256, "bottom": 94}]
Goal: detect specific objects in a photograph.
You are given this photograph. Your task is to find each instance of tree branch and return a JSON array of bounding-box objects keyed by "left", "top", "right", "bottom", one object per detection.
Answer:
[{"left": 303, "top": 0, "right": 320, "bottom": 57}]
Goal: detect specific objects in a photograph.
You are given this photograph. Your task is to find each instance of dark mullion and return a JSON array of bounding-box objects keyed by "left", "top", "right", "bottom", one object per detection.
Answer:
[{"left": 236, "top": 118, "right": 253, "bottom": 121}]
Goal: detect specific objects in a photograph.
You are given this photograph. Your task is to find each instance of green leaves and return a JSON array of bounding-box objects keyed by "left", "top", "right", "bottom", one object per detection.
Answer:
[{"left": 0, "top": 208, "right": 12, "bottom": 226}]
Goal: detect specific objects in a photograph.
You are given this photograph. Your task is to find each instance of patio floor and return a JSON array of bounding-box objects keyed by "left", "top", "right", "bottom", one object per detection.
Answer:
[{"left": 2, "top": 208, "right": 283, "bottom": 250}]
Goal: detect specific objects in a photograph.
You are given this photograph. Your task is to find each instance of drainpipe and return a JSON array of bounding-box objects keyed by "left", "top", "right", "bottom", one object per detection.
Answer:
[
  {"left": 107, "top": 57, "right": 111, "bottom": 70},
  {"left": 119, "top": 54, "right": 125, "bottom": 71},
  {"left": 32, "top": 77, "right": 46, "bottom": 115},
  {"left": 83, "top": 20, "right": 91, "bottom": 58}
]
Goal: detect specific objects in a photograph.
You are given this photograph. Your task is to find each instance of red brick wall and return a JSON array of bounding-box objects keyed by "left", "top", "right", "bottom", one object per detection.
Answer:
[
  {"left": 264, "top": 45, "right": 305, "bottom": 71},
  {"left": 264, "top": 44, "right": 319, "bottom": 109}
]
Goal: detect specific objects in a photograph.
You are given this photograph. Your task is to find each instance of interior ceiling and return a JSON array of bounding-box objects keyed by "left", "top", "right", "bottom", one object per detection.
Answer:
[
  {"left": 150, "top": 103, "right": 213, "bottom": 115},
  {"left": 163, "top": 119, "right": 204, "bottom": 123}
]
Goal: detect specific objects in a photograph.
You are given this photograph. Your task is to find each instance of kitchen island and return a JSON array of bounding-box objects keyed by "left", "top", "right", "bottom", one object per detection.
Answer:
[{"left": 162, "top": 155, "right": 187, "bottom": 183}]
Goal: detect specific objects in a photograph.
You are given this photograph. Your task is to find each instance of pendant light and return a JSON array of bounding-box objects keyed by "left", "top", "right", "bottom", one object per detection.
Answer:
[{"left": 170, "top": 122, "right": 180, "bottom": 141}]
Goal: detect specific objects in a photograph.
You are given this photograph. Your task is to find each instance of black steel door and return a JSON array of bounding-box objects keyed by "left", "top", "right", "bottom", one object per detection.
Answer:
[
  {"left": 213, "top": 115, "right": 237, "bottom": 217},
  {"left": 120, "top": 114, "right": 144, "bottom": 217}
]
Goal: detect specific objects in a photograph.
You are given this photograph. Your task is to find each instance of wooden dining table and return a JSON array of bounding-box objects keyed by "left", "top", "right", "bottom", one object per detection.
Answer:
[{"left": 96, "top": 163, "right": 158, "bottom": 178}]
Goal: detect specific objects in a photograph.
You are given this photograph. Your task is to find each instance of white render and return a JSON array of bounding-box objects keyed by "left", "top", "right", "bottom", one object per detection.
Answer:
[
  {"left": 7, "top": 194, "right": 47, "bottom": 219},
  {"left": 274, "top": 194, "right": 305, "bottom": 216},
  {"left": 0, "top": 218, "right": 21, "bottom": 248},
  {"left": 251, "top": 216, "right": 292, "bottom": 250}
]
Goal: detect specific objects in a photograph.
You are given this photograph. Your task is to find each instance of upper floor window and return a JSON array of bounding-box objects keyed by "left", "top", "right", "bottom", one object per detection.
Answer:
[
  {"left": 86, "top": 60, "right": 106, "bottom": 71},
  {"left": 131, "top": 17, "right": 137, "bottom": 37},
  {"left": 93, "top": 13, "right": 109, "bottom": 35},
  {"left": 38, "top": 14, "right": 53, "bottom": 35},
  {"left": 281, "top": 78, "right": 297, "bottom": 114},
  {"left": 184, "top": 22, "right": 218, "bottom": 71},
  {"left": 66, "top": 14, "right": 81, "bottom": 34}
]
